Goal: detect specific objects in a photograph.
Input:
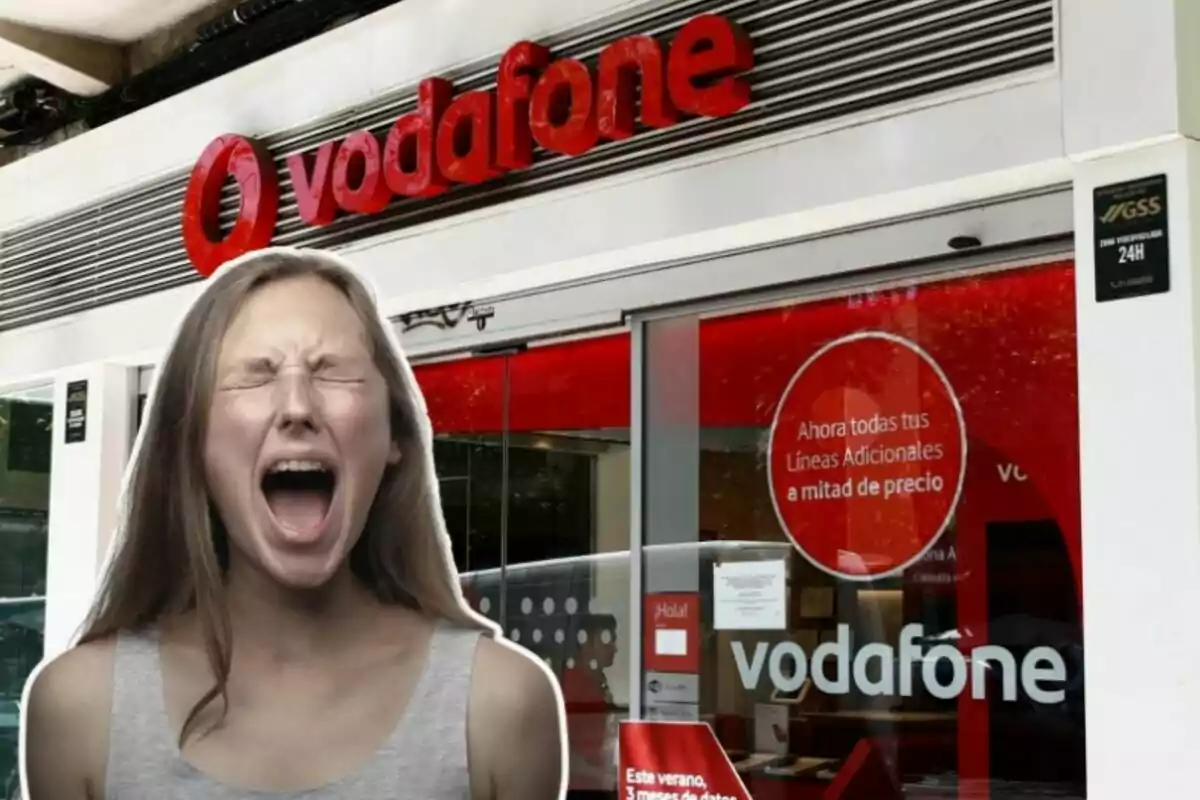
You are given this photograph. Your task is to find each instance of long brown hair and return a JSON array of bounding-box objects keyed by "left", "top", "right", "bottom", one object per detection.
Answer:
[{"left": 77, "top": 247, "right": 494, "bottom": 744}]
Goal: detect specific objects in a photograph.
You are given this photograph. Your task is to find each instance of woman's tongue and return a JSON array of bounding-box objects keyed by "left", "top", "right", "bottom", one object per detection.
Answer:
[{"left": 265, "top": 488, "right": 330, "bottom": 544}]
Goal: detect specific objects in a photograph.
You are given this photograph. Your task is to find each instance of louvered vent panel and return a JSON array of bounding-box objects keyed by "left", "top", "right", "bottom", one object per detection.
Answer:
[{"left": 0, "top": 0, "right": 1055, "bottom": 333}]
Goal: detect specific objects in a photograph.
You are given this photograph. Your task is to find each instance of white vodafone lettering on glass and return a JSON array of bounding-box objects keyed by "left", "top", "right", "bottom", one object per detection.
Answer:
[{"left": 730, "top": 625, "right": 1067, "bottom": 705}]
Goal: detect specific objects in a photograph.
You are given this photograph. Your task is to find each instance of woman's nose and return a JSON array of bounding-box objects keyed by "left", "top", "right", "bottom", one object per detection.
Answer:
[{"left": 275, "top": 369, "right": 318, "bottom": 427}]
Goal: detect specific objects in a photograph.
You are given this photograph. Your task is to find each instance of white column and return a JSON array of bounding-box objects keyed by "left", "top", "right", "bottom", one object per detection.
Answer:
[
  {"left": 43, "top": 364, "right": 134, "bottom": 656},
  {"left": 1073, "top": 138, "right": 1200, "bottom": 799},
  {"left": 1061, "top": 0, "right": 1190, "bottom": 154},
  {"left": 1064, "top": 3, "right": 1200, "bottom": 796}
]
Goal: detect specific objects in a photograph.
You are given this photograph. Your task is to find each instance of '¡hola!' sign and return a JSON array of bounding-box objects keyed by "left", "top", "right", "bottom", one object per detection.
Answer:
[{"left": 182, "top": 13, "right": 756, "bottom": 276}]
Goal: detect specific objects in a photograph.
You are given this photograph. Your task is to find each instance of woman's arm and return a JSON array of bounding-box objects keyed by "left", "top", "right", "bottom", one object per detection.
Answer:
[
  {"left": 22, "top": 642, "right": 113, "bottom": 800},
  {"left": 468, "top": 638, "right": 567, "bottom": 800}
]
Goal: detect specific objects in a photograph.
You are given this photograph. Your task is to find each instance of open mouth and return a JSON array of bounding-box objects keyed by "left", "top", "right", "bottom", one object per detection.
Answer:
[{"left": 261, "top": 459, "right": 338, "bottom": 542}]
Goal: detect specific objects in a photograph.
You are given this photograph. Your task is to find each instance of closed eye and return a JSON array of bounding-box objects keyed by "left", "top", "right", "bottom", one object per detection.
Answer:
[
  {"left": 314, "top": 371, "right": 367, "bottom": 384},
  {"left": 222, "top": 358, "right": 279, "bottom": 390},
  {"left": 227, "top": 375, "right": 275, "bottom": 389},
  {"left": 312, "top": 355, "right": 369, "bottom": 384}
]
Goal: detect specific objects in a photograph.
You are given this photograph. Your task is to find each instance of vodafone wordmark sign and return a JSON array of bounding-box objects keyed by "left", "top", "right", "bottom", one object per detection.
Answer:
[
  {"left": 182, "top": 14, "right": 755, "bottom": 276},
  {"left": 767, "top": 332, "right": 967, "bottom": 581}
]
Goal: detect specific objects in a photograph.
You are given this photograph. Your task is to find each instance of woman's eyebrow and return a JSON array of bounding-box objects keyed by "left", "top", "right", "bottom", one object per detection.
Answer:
[
  {"left": 308, "top": 353, "right": 335, "bottom": 369},
  {"left": 234, "top": 355, "right": 279, "bottom": 374},
  {"left": 310, "top": 351, "right": 371, "bottom": 369}
]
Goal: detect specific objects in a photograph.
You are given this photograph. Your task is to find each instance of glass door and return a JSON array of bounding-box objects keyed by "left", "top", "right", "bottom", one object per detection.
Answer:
[
  {"left": 413, "top": 331, "right": 632, "bottom": 799},
  {"left": 635, "top": 260, "right": 1086, "bottom": 799},
  {"left": 0, "top": 384, "right": 52, "bottom": 797}
]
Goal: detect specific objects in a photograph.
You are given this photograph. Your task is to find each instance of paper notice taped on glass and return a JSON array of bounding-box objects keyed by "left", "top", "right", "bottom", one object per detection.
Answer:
[
  {"left": 754, "top": 703, "right": 790, "bottom": 755},
  {"left": 645, "top": 671, "right": 700, "bottom": 704},
  {"left": 655, "top": 627, "right": 688, "bottom": 656},
  {"left": 713, "top": 560, "right": 787, "bottom": 630},
  {"left": 646, "top": 702, "right": 700, "bottom": 722}
]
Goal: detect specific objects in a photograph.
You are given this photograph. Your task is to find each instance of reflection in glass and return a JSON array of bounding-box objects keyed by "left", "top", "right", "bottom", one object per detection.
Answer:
[
  {"left": 415, "top": 334, "right": 631, "bottom": 799},
  {"left": 642, "top": 264, "right": 1086, "bottom": 798},
  {"left": 0, "top": 385, "right": 52, "bottom": 797}
]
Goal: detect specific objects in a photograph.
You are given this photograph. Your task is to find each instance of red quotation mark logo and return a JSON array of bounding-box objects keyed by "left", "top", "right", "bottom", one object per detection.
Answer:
[{"left": 182, "top": 134, "right": 280, "bottom": 278}]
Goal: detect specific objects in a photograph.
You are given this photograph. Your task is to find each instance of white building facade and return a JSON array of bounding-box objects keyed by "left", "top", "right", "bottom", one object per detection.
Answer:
[{"left": 0, "top": 0, "right": 1197, "bottom": 797}]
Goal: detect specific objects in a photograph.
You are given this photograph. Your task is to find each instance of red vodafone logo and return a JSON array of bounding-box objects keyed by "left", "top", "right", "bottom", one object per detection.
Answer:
[
  {"left": 181, "top": 134, "right": 279, "bottom": 277},
  {"left": 767, "top": 332, "right": 967, "bottom": 581}
]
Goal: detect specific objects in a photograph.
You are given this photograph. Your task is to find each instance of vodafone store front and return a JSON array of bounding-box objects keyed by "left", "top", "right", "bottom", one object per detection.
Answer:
[{"left": 18, "top": 0, "right": 1200, "bottom": 796}]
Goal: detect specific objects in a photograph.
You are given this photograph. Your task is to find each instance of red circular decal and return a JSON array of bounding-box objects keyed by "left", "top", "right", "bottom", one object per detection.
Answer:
[
  {"left": 767, "top": 332, "right": 967, "bottom": 580},
  {"left": 182, "top": 134, "right": 280, "bottom": 277}
]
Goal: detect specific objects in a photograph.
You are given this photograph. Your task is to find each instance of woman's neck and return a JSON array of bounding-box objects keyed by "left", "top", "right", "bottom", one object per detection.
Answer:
[{"left": 221, "top": 559, "right": 381, "bottom": 664}]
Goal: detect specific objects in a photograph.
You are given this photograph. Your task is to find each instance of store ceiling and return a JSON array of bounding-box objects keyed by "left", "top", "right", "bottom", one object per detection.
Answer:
[
  {"left": 0, "top": 0, "right": 218, "bottom": 40},
  {"left": 0, "top": 0, "right": 220, "bottom": 92}
]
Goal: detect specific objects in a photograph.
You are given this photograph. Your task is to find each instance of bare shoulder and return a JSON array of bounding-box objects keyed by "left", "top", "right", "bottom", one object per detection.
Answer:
[
  {"left": 471, "top": 636, "right": 562, "bottom": 716},
  {"left": 468, "top": 636, "right": 566, "bottom": 800},
  {"left": 28, "top": 637, "right": 116, "bottom": 706},
  {"left": 24, "top": 638, "right": 117, "bottom": 799}
]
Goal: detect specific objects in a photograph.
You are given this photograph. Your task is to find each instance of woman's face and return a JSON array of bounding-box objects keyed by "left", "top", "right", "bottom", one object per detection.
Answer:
[{"left": 204, "top": 275, "right": 400, "bottom": 589}]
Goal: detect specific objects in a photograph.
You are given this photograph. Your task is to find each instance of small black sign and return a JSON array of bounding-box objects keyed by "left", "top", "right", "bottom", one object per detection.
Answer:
[
  {"left": 1094, "top": 174, "right": 1170, "bottom": 302},
  {"left": 65, "top": 380, "right": 88, "bottom": 444}
]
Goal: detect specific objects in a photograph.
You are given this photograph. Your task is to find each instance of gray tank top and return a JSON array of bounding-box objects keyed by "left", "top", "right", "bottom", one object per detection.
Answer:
[{"left": 104, "top": 622, "right": 484, "bottom": 799}]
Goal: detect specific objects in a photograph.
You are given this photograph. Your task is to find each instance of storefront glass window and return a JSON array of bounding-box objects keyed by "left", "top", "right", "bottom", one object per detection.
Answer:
[
  {"left": 415, "top": 333, "right": 631, "bottom": 798},
  {"left": 0, "top": 385, "right": 52, "bottom": 797},
  {"left": 639, "top": 262, "right": 1085, "bottom": 797}
]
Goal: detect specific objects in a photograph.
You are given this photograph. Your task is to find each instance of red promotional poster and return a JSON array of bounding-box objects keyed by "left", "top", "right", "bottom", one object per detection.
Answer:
[
  {"left": 619, "top": 721, "right": 750, "bottom": 800},
  {"left": 643, "top": 593, "right": 700, "bottom": 673},
  {"left": 766, "top": 331, "right": 967, "bottom": 580}
]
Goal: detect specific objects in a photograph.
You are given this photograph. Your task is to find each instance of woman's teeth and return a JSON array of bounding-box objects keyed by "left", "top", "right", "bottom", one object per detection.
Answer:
[{"left": 269, "top": 459, "right": 328, "bottom": 473}]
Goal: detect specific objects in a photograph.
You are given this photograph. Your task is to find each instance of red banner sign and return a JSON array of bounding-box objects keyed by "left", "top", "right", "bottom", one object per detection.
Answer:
[
  {"left": 182, "top": 13, "right": 755, "bottom": 276},
  {"left": 619, "top": 721, "right": 750, "bottom": 800},
  {"left": 643, "top": 593, "right": 700, "bottom": 674},
  {"left": 766, "top": 331, "right": 967, "bottom": 580}
]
